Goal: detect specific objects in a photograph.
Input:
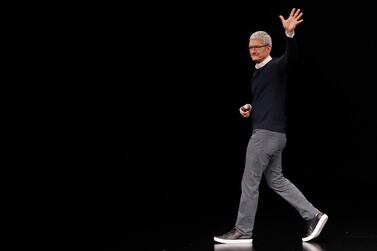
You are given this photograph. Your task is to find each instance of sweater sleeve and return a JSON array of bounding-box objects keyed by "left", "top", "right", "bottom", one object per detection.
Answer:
[{"left": 277, "top": 36, "right": 298, "bottom": 74}]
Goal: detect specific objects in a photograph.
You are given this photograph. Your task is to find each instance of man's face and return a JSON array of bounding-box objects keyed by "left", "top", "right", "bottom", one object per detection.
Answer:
[{"left": 248, "top": 39, "right": 271, "bottom": 64}]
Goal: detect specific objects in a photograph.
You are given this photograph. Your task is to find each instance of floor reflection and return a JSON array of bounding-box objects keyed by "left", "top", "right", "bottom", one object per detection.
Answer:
[
  {"left": 302, "top": 242, "right": 324, "bottom": 251},
  {"left": 214, "top": 243, "right": 254, "bottom": 251},
  {"left": 213, "top": 242, "right": 324, "bottom": 251}
]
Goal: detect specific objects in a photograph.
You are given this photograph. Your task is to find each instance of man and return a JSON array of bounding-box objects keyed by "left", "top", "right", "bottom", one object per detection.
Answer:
[{"left": 214, "top": 8, "right": 328, "bottom": 244}]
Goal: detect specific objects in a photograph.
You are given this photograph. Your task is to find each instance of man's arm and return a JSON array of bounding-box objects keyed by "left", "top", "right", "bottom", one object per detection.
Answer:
[{"left": 278, "top": 8, "right": 303, "bottom": 72}]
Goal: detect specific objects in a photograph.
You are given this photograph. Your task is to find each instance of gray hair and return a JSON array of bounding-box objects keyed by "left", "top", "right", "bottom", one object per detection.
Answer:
[{"left": 249, "top": 31, "right": 272, "bottom": 46}]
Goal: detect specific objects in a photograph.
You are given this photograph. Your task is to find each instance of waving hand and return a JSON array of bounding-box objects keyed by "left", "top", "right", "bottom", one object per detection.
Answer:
[{"left": 279, "top": 8, "right": 303, "bottom": 34}]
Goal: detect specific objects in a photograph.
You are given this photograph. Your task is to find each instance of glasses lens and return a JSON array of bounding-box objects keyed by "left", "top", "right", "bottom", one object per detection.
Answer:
[{"left": 248, "top": 45, "right": 268, "bottom": 50}]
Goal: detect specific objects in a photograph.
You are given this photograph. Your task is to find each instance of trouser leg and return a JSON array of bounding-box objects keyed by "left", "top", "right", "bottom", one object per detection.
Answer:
[
  {"left": 235, "top": 130, "right": 270, "bottom": 235},
  {"left": 264, "top": 135, "right": 319, "bottom": 220}
]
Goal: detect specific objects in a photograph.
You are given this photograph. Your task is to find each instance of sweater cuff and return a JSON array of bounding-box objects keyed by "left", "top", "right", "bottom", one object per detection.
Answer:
[{"left": 285, "top": 31, "right": 295, "bottom": 38}]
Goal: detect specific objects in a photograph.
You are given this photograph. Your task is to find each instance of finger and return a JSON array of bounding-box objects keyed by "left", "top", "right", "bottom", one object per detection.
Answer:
[
  {"left": 290, "top": 8, "right": 296, "bottom": 17},
  {"left": 296, "top": 12, "right": 303, "bottom": 20},
  {"left": 293, "top": 9, "right": 301, "bottom": 18}
]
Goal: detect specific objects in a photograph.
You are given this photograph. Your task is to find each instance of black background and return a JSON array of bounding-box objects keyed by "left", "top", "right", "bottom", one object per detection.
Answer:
[{"left": 25, "top": 0, "right": 377, "bottom": 248}]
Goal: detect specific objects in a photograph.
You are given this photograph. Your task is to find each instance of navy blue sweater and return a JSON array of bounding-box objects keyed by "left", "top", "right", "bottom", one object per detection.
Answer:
[{"left": 250, "top": 36, "right": 297, "bottom": 133}]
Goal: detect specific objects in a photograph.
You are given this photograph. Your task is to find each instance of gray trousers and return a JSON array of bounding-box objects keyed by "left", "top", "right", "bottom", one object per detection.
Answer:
[{"left": 235, "top": 129, "right": 319, "bottom": 236}]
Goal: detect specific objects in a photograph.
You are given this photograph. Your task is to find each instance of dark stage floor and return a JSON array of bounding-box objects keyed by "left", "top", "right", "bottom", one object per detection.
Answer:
[{"left": 29, "top": 175, "right": 376, "bottom": 251}]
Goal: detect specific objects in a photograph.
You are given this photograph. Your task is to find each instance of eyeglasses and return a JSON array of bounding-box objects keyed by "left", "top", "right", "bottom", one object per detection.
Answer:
[{"left": 247, "top": 44, "right": 269, "bottom": 50}]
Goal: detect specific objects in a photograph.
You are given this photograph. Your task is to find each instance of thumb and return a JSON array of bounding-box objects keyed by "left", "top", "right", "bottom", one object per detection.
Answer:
[{"left": 279, "top": 15, "right": 285, "bottom": 22}]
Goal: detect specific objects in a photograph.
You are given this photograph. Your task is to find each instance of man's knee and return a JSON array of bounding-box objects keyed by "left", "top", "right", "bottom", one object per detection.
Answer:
[{"left": 265, "top": 176, "right": 289, "bottom": 191}]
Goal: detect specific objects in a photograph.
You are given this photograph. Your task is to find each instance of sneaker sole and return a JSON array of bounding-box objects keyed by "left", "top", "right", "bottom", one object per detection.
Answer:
[
  {"left": 302, "top": 214, "right": 328, "bottom": 242},
  {"left": 214, "top": 237, "right": 253, "bottom": 244}
]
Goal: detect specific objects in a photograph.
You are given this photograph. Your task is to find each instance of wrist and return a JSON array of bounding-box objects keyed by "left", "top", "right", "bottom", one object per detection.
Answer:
[{"left": 285, "top": 30, "right": 295, "bottom": 38}]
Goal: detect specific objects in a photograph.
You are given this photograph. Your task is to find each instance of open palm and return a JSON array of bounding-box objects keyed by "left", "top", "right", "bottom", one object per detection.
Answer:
[{"left": 279, "top": 8, "right": 303, "bottom": 33}]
